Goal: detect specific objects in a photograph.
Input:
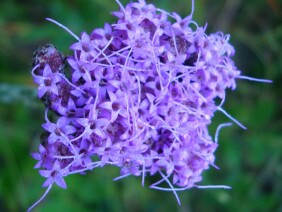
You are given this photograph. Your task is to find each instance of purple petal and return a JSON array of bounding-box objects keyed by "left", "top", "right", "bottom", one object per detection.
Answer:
[
  {"left": 99, "top": 101, "right": 112, "bottom": 110},
  {"left": 39, "top": 170, "right": 51, "bottom": 178},
  {"left": 39, "top": 144, "right": 46, "bottom": 153},
  {"left": 95, "top": 118, "right": 110, "bottom": 127},
  {"left": 42, "top": 177, "right": 53, "bottom": 188},
  {"left": 42, "top": 65, "right": 53, "bottom": 77},
  {"left": 37, "top": 86, "right": 47, "bottom": 98},
  {"left": 108, "top": 80, "right": 121, "bottom": 88},
  {"left": 75, "top": 118, "right": 89, "bottom": 127},
  {"left": 50, "top": 86, "right": 59, "bottom": 96},
  {"left": 57, "top": 117, "right": 69, "bottom": 128},
  {"left": 70, "top": 42, "right": 81, "bottom": 51},
  {"left": 52, "top": 74, "right": 62, "bottom": 83},
  {"left": 67, "top": 98, "right": 76, "bottom": 109},
  {"left": 55, "top": 175, "right": 67, "bottom": 189},
  {"left": 93, "top": 128, "right": 105, "bottom": 138},
  {"left": 33, "top": 75, "right": 45, "bottom": 85},
  {"left": 34, "top": 161, "right": 42, "bottom": 169},
  {"left": 63, "top": 125, "right": 76, "bottom": 135},
  {"left": 31, "top": 153, "right": 41, "bottom": 160},
  {"left": 48, "top": 133, "right": 59, "bottom": 144},
  {"left": 42, "top": 122, "right": 56, "bottom": 132},
  {"left": 72, "top": 71, "right": 82, "bottom": 83}
]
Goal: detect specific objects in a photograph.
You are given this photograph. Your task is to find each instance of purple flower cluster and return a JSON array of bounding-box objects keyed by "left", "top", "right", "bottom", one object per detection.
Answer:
[{"left": 31, "top": 0, "right": 266, "bottom": 207}]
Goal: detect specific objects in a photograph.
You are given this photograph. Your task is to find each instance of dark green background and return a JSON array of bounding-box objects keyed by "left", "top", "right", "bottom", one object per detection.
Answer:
[{"left": 0, "top": 0, "right": 281, "bottom": 211}]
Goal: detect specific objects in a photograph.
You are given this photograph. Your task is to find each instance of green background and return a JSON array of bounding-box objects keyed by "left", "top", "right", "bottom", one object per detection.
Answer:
[{"left": 0, "top": 0, "right": 281, "bottom": 211}]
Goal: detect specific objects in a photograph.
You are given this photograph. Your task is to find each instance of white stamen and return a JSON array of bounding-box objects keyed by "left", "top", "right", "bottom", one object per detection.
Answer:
[
  {"left": 113, "top": 173, "right": 131, "bottom": 181},
  {"left": 217, "top": 107, "right": 246, "bottom": 130},
  {"left": 215, "top": 122, "right": 233, "bottom": 143},
  {"left": 45, "top": 18, "right": 80, "bottom": 41},
  {"left": 114, "top": 0, "right": 127, "bottom": 15},
  {"left": 27, "top": 183, "right": 53, "bottom": 212},
  {"left": 59, "top": 73, "right": 87, "bottom": 94},
  {"left": 159, "top": 172, "right": 181, "bottom": 205},
  {"left": 195, "top": 185, "right": 231, "bottom": 189},
  {"left": 238, "top": 75, "right": 272, "bottom": 83}
]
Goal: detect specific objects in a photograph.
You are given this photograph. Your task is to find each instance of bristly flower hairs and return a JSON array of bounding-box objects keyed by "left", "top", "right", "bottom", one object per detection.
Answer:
[{"left": 28, "top": 0, "right": 271, "bottom": 211}]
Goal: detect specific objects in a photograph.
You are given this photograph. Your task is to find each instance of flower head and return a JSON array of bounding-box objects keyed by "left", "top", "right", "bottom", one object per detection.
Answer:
[{"left": 29, "top": 0, "right": 271, "bottom": 210}]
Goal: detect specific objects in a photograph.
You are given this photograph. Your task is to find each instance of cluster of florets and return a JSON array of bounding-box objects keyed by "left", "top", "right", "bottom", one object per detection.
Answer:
[{"left": 31, "top": 0, "right": 241, "bottom": 195}]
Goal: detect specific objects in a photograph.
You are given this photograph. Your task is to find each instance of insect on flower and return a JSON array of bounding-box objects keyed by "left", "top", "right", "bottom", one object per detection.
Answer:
[{"left": 32, "top": 44, "right": 65, "bottom": 73}]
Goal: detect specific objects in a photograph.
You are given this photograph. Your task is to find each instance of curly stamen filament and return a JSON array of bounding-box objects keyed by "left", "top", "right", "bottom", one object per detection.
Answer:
[
  {"left": 113, "top": 173, "right": 131, "bottom": 181},
  {"left": 195, "top": 185, "right": 231, "bottom": 189},
  {"left": 158, "top": 172, "right": 181, "bottom": 205},
  {"left": 237, "top": 75, "right": 272, "bottom": 83},
  {"left": 45, "top": 18, "right": 80, "bottom": 41},
  {"left": 217, "top": 107, "right": 246, "bottom": 130},
  {"left": 31, "top": 64, "right": 40, "bottom": 78},
  {"left": 59, "top": 73, "right": 87, "bottom": 94},
  {"left": 215, "top": 122, "right": 233, "bottom": 143},
  {"left": 151, "top": 184, "right": 231, "bottom": 192},
  {"left": 92, "top": 37, "right": 114, "bottom": 65},
  {"left": 27, "top": 183, "right": 53, "bottom": 212},
  {"left": 69, "top": 125, "right": 91, "bottom": 142}
]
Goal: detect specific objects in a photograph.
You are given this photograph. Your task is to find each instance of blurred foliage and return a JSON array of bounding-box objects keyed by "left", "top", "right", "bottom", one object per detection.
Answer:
[{"left": 0, "top": 0, "right": 281, "bottom": 211}]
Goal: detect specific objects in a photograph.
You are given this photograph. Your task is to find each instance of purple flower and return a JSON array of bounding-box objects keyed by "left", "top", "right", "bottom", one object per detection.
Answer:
[
  {"left": 99, "top": 90, "right": 128, "bottom": 121},
  {"left": 39, "top": 160, "right": 67, "bottom": 189},
  {"left": 42, "top": 117, "right": 76, "bottom": 144},
  {"left": 32, "top": 144, "right": 53, "bottom": 169},
  {"left": 67, "top": 57, "right": 92, "bottom": 83},
  {"left": 33, "top": 64, "right": 61, "bottom": 98},
  {"left": 75, "top": 117, "right": 109, "bottom": 139},
  {"left": 29, "top": 1, "right": 271, "bottom": 210}
]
